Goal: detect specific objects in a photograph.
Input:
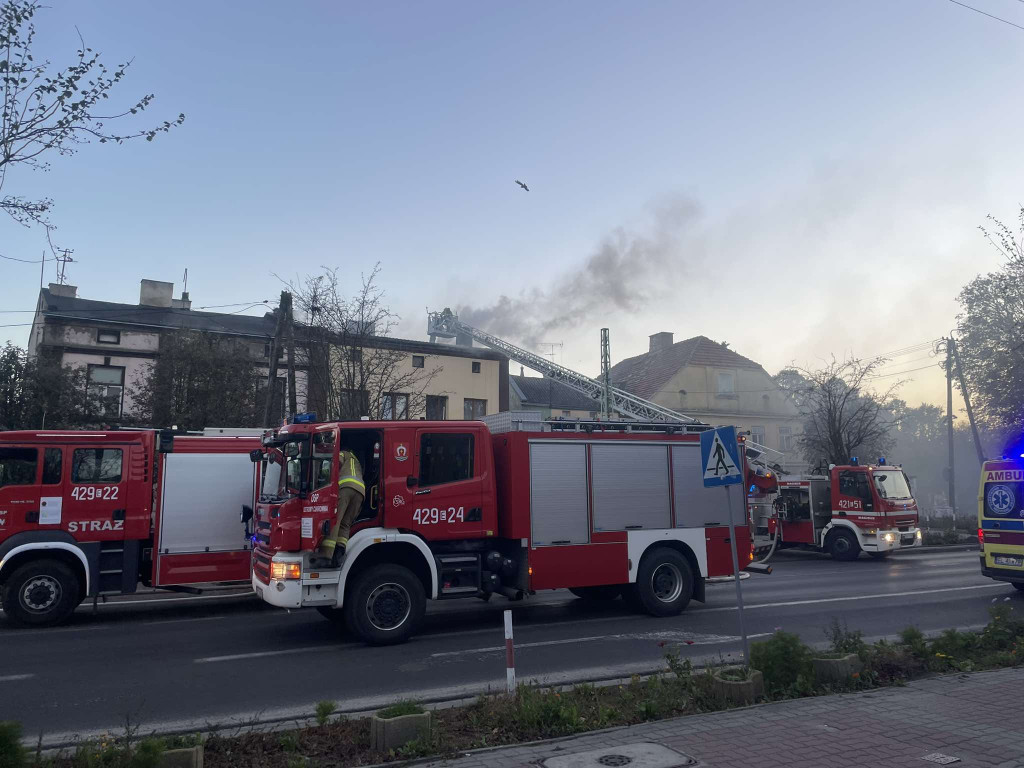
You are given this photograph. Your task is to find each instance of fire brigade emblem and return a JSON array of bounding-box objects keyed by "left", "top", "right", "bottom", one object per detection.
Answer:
[
  {"left": 392, "top": 495, "right": 406, "bottom": 507},
  {"left": 395, "top": 443, "right": 409, "bottom": 462},
  {"left": 986, "top": 484, "right": 1016, "bottom": 516}
]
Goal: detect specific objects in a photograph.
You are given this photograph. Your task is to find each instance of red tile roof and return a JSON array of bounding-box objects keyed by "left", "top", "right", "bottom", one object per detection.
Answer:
[{"left": 610, "top": 335, "right": 766, "bottom": 400}]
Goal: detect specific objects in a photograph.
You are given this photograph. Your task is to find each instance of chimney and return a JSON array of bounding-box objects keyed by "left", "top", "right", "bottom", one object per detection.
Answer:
[
  {"left": 649, "top": 332, "right": 674, "bottom": 353},
  {"left": 47, "top": 283, "right": 78, "bottom": 298},
  {"left": 139, "top": 279, "right": 174, "bottom": 307},
  {"left": 520, "top": 366, "right": 524, "bottom": 376},
  {"left": 171, "top": 290, "right": 192, "bottom": 310}
]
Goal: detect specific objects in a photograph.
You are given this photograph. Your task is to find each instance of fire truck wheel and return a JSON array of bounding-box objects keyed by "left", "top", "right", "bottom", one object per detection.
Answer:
[
  {"left": 632, "top": 548, "right": 693, "bottom": 617},
  {"left": 569, "top": 586, "right": 622, "bottom": 601},
  {"left": 827, "top": 529, "right": 861, "bottom": 561},
  {"left": 344, "top": 564, "right": 426, "bottom": 645},
  {"left": 1, "top": 559, "right": 81, "bottom": 627}
]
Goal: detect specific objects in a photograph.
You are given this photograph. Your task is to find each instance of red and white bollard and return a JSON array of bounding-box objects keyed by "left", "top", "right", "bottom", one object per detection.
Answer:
[{"left": 504, "top": 609, "right": 516, "bottom": 694}]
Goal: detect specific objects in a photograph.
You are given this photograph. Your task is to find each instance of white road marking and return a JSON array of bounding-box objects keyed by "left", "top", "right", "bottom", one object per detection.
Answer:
[
  {"left": 700, "top": 582, "right": 1006, "bottom": 613},
  {"left": 0, "top": 674, "right": 34, "bottom": 682},
  {"left": 194, "top": 644, "right": 353, "bottom": 664},
  {"left": 143, "top": 615, "right": 226, "bottom": 626},
  {"left": 430, "top": 631, "right": 772, "bottom": 658}
]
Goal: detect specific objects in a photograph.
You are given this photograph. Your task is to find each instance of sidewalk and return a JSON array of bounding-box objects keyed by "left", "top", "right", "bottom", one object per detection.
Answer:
[{"left": 421, "top": 668, "right": 1024, "bottom": 768}]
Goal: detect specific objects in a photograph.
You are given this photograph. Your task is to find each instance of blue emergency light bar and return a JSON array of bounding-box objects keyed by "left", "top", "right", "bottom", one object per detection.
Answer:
[
  {"left": 288, "top": 412, "right": 317, "bottom": 424},
  {"left": 850, "top": 457, "right": 859, "bottom": 466},
  {"left": 879, "top": 457, "right": 886, "bottom": 465}
]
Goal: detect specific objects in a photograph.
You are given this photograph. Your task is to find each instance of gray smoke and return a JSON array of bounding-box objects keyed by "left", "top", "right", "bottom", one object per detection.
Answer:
[{"left": 459, "top": 196, "right": 702, "bottom": 347}]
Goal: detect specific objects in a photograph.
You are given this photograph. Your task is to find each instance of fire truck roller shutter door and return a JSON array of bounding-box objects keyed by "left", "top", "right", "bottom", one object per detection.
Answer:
[
  {"left": 671, "top": 445, "right": 729, "bottom": 528},
  {"left": 529, "top": 443, "right": 589, "bottom": 546},
  {"left": 590, "top": 444, "right": 671, "bottom": 531}
]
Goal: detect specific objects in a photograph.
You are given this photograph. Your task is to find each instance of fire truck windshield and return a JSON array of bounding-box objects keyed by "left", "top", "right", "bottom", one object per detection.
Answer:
[
  {"left": 260, "top": 439, "right": 308, "bottom": 500},
  {"left": 261, "top": 453, "right": 284, "bottom": 500},
  {"left": 873, "top": 470, "right": 912, "bottom": 500}
]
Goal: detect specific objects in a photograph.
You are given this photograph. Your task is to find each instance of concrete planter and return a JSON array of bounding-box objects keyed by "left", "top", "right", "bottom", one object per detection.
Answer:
[
  {"left": 370, "top": 711, "right": 431, "bottom": 753},
  {"left": 812, "top": 653, "right": 864, "bottom": 686},
  {"left": 159, "top": 745, "right": 203, "bottom": 768},
  {"left": 711, "top": 667, "right": 764, "bottom": 705}
]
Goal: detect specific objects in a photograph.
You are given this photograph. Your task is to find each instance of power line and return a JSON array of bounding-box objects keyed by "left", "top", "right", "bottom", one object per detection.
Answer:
[
  {"left": 868, "top": 362, "right": 943, "bottom": 379},
  {"left": 946, "top": 0, "right": 1024, "bottom": 31}
]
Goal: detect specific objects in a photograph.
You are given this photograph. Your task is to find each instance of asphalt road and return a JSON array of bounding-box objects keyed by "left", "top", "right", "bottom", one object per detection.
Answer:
[{"left": 1, "top": 546, "right": 1016, "bottom": 744}]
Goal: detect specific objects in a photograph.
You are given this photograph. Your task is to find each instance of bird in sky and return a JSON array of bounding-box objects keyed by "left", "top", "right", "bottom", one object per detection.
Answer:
[{"left": 515, "top": 179, "right": 529, "bottom": 192}]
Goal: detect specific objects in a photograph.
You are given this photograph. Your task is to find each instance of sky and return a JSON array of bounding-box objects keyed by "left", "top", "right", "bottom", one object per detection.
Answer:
[{"left": 2, "top": 0, "right": 1023, "bottom": 412}]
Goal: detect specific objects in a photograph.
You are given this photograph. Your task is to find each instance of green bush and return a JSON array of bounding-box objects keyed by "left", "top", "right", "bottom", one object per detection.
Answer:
[
  {"left": 899, "top": 626, "right": 928, "bottom": 659},
  {"left": 0, "top": 721, "right": 26, "bottom": 768},
  {"left": 825, "top": 617, "right": 867, "bottom": 656},
  {"left": 376, "top": 701, "right": 423, "bottom": 719},
  {"left": 979, "top": 605, "right": 1024, "bottom": 651},
  {"left": 511, "top": 687, "right": 582, "bottom": 736},
  {"left": 866, "top": 639, "right": 925, "bottom": 685},
  {"left": 314, "top": 700, "right": 337, "bottom": 727},
  {"left": 750, "top": 631, "right": 813, "bottom": 695}
]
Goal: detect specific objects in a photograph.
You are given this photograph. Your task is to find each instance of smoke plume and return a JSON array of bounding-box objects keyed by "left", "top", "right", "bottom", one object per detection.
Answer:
[{"left": 459, "top": 196, "right": 702, "bottom": 347}]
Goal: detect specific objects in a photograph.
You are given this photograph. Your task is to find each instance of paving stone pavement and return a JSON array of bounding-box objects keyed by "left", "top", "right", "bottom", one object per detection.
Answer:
[{"left": 418, "top": 668, "right": 1024, "bottom": 768}]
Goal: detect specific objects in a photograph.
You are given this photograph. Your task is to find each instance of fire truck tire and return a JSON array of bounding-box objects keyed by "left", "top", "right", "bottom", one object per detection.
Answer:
[
  {"left": 343, "top": 564, "right": 426, "bottom": 645},
  {"left": 569, "top": 586, "right": 622, "bottom": 601},
  {"left": 1, "top": 559, "right": 81, "bottom": 627},
  {"left": 631, "top": 548, "right": 693, "bottom": 617},
  {"left": 827, "top": 530, "right": 861, "bottom": 561}
]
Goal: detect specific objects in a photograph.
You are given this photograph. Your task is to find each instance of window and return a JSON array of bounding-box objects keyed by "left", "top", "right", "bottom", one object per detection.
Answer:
[
  {"left": 419, "top": 433, "right": 474, "bottom": 487},
  {"left": 463, "top": 398, "right": 487, "bottom": 420},
  {"left": 426, "top": 395, "right": 448, "bottom": 420},
  {"left": 839, "top": 470, "right": 872, "bottom": 502},
  {"left": 339, "top": 388, "right": 369, "bottom": 418},
  {"left": 87, "top": 365, "right": 125, "bottom": 418},
  {"left": 312, "top": 431, "right": 336, "bottom": 489},
  {"left": 778, "top": 426, "right": 794, "bottom": 451},
  {"left": 716, "top": 372, "right": 735, "bottom": 394},
  {"left": 561, "top": 410, "right": 572, "bottom": 417},
  {"left": 382, "top": 393, "right": 409, "bottom": 420},
  {"left": 471, "top": 361, "right": 481, "bottom": 374},
  {"left": 0, "top": 447, "right": 37, "bottom": 489},
  {"left": 412, "top": 355, "right": 425, "bottom": 369},
  {"left": 750, "top": 426, "right": 766, "bottom": 446},
  {"left": 97, "top": 329, "right": 120, "bottom": 345},
  {"left": 72, "top": 448, "right": 122, "bottom": 483},
  {"left": 42, "top": 448, "right": 62, "bottom": 485}
]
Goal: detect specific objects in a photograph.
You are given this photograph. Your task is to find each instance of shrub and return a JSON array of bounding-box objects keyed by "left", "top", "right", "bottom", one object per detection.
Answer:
[
  {"left": 510, "top": 687, "right": 582, "bottom": 736},
  {"left": 866, "top": 639, "right": 924, "bottom": 685},
  {"left": 979, "top": 605, "right": 1024, "bottom": 651},
  {"left": 930, "top": 628, "right": 979, "bottom": 670},
  {"left": 825, "top": 617, "right": 867, "bottom": 656},
  {"left": 314, "top": 700, "right": 337, "bottom": 727},
  {"left": 377, "top": 701, "right": 424, "bottom": 719},
  {"left": 715, "top": 666, "right": 752, "bottom": 682},
  {"left": 750, "top": 631, "right": 813, "bottom": 695},
  {"left": 0, "top": 722, "right": 26, "bottom": 768},
  {"left": 899, "top": 626, "right": 928, "bottom": 659}
]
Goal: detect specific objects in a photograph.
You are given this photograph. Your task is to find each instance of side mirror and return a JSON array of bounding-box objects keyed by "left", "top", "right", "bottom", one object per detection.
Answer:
[
  {"left": 240, "top": 505, "right": 253, "bottom": 524},
  {"left": 406, "top": 476, "right": 419, "bottom": 488},
  {"left": 249, "top": 449, "right": 264, "bottom": 463},
  {"left": 158, "top": 429, "right": 175, "bottom": 453}
]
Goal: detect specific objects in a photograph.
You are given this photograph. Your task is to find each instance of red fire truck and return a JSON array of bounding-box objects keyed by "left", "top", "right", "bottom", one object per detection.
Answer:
[
  {"left": 768, "top": 460, "right": 922, "bottom": 560},
  {"left": 0, "top": 428, "right": 261, "bottom": 626},
  {"left": 250, "top": 413, "right": 756, "bottom": 645}
]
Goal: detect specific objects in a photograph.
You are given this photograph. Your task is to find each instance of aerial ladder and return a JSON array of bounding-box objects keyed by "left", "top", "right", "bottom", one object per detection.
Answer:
[{"left": 427, "top": 308, "right": 700, "bottom": 425}]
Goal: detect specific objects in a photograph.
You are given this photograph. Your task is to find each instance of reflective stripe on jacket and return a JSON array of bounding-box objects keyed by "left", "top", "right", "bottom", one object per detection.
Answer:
[{"left": 338, "top": 450, "right": 365, "bottom": 494}]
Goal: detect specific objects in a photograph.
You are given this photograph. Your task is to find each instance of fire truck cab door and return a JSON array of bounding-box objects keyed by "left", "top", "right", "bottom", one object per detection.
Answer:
[
  {"left": 65, "top": 444, "right": 132, "bottom": 541},
  {"left": 834, "top": 469, "right": 876, "bottom": 517},
  {"left": 0, "top": 444, "right": 46, "bottom": 534},
  {"left": 405, "top": 429, "right": 486, "bottom": 540}
]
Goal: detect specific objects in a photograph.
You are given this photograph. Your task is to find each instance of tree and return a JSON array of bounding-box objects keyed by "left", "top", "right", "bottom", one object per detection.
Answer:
[
  {"left": 1, "top": 0, "right": 184, "bottom": 230},
  {"left": 285, "top": 264, "right": 441, "bottom": 420},
  {"left": 954, "top": 207, "right": 1024, "bottom": 428},
  {"left": 131, "top": 331, "right": 263, "bottom": 430},
  {"left": 776, "top": 357, "right": 900, "bottom": 466},
  {"left": 0, "top": 341, "right": 98, "bottom": 429}
]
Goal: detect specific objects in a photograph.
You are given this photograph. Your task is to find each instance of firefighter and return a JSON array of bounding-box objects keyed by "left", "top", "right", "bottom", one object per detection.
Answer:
[{"left": 316, "top": 448, "right": 365, "bottom": 568}]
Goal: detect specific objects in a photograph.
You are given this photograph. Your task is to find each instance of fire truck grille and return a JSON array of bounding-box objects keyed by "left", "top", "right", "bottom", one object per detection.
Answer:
[
  {"left": 255, "top": 521, "right": 271, "bottom": 546},
  {"left": 253, "top": 546, "right": 272, "bottom": 584}
]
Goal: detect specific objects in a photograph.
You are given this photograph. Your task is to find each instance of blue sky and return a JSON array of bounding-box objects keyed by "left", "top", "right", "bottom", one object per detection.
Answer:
[{"left": 3, "top": 0, "right": 1023, "bottom": 407}]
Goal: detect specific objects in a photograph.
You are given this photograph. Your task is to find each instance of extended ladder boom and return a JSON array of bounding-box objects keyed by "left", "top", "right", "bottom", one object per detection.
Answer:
[{"left": 427, "top": 309, "right": 699, "bottom": 424}]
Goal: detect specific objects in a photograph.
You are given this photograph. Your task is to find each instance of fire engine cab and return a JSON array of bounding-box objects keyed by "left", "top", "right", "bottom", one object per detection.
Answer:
[
  {"left": 0, "top": 428, "right": 261, "bottom": 626},
  {"left": 770, "top": 460, "right": 922, "bottom": 560},
  {"left": 250, "top": 413, "right": 756, "bottom": 644}
]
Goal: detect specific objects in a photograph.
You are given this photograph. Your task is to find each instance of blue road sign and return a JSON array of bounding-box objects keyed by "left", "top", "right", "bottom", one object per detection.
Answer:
[{"left": 700, "top": 426, "right": 743, "bottom": 488}]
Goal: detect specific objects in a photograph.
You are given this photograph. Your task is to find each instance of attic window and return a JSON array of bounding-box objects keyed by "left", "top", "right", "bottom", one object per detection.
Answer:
[
  {"left": 716, "top": 373, "right": 734, "bottom": 394},
  {"left": 97, "top": 329, "right": 120, "bottom": 345},
  {"left": 412, "top": 355, "right": 425, "bottom": 369},
  {"left": 472, "top": 361, "right": 481, "bottom": 374}
]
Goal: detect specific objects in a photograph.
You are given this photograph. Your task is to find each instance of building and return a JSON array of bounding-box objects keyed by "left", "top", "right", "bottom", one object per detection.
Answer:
[
  {"left": 29, "top": 280, "right": 508, "bottom": 423},
  {"left": 611, "top": 332, "right": 804, "bottom": 469},
  {"left": 509, "top": 372, "right": 599, "bottom": 419}
]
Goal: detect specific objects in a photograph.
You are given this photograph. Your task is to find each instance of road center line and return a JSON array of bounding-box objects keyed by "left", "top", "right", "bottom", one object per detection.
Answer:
[
  {"left": 0, "top": 674, "right": 34, "bottom": 682},
  {"left": 430, "top": 631, "right": 772, "bottom": 658},
  {"left": 699, "top": 582, "right": 1006, "bottom": 613},
  {"left": 194, "top": 644, "right": 356, "bottom": 664}
]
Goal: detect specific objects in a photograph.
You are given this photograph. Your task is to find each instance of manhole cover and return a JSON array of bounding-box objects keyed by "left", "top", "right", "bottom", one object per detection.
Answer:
[{"left": 544, "top": 743, "right": 695, "bottom": 768}]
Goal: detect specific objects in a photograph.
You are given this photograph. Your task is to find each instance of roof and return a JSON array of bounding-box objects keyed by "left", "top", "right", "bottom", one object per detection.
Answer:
[
  {"left": 610, "top": 335, "right": 767, "bottom": 400},
  {"left": 511, "top": 375, "right": 598, "bottom": 411},
  {"left": 35, "top": 288, "right": 507, "bottom": 361}
]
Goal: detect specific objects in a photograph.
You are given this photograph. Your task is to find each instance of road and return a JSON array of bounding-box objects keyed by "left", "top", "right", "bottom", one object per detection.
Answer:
[{"left": 1, "top": 546, "right": 1016, "bottom": 745}]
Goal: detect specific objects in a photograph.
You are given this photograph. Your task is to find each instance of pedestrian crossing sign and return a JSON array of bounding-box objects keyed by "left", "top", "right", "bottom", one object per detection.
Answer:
[{"left": 700, "top": 426, "right": 743, "bottom": 487}]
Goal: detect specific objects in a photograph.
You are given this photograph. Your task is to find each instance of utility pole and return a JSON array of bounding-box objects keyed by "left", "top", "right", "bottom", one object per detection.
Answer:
[
  {"left": 262, "top": 292, "right": 287, "bottom": 426},
  {"left": 945, "top": 338, "right": 957, "bottom": 529},
  {"left": 285, "top": 292, "right": 298, "bottom": 417},
  {"left": 600, "top": 328, "right": 612, "bottom": 420},
  {"left": 949, "top": 337, "right": 985, "bottom": 465}
]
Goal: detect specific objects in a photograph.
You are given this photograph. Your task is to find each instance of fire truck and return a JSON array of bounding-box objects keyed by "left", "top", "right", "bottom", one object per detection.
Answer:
[
  {"left": 250, "top": 412, "right": 756, "bottom": 645},
  {"left": 760, "top": 460, "right": 921, "bottom": 560},
  {"left": 0, "top": 428, "right": 261, "bottom": 626},
  {"left": 977, "top": 455, "right": 1024, "bottom": 590}
]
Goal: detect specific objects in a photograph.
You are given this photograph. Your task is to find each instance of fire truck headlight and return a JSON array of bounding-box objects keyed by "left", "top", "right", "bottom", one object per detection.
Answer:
[
  {"left": 882, "top": 533, "right": 895, "bottom": 543},
  {"left": 915, "top": 529, "right": 922, "bottom": 540},
  {"left": 271, "top": 562, "right": 302, "bottom": 580}
]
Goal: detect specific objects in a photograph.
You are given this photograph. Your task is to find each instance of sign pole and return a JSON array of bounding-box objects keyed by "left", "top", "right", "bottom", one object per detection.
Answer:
[{"left": 725, "top": 483, "right": 750, "bottom": 663}]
